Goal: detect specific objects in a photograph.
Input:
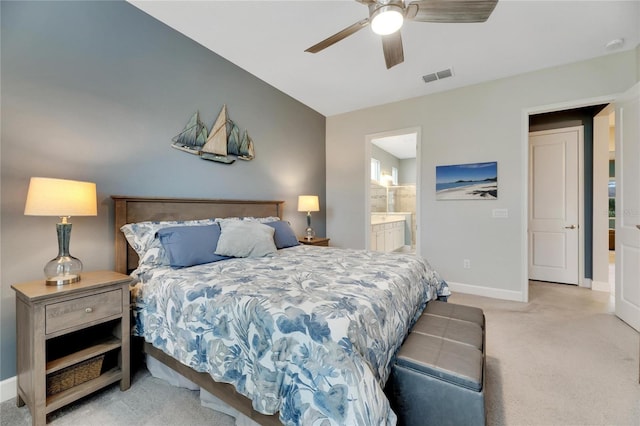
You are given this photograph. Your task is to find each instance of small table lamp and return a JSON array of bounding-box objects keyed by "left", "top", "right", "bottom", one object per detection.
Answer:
[
  {"left": 297, "top": 195, "right": 320, "bottom": 241},
  {"left": 24, "top": 177, "right": 97, "bottom": 285}
]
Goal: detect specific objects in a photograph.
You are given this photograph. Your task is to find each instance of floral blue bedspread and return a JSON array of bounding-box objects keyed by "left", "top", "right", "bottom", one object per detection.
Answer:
[{"left": 131, "top": 245, "right": 450, "bottom": 425}]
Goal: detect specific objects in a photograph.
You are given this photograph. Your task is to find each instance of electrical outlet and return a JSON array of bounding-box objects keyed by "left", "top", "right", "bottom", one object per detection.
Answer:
[{"left": 463, "top": 259, "right": 471, "bottom": 269}]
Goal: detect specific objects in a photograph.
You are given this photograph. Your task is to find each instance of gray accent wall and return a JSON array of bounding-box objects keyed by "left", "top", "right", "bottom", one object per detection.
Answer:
[{"left": 1, "top": 1, "right": 325, "bottom": 380}]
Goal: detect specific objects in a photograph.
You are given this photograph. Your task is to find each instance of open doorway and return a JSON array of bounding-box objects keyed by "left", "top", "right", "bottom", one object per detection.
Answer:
[
  {"left": 365, "top": 128, "right": 420, "bottom": 254},
  {"left": 527, "top": 105, "right": 609, "bottom": 289},
  {"left": 522, "top": 86, "right": 638, "bottom": 330}
]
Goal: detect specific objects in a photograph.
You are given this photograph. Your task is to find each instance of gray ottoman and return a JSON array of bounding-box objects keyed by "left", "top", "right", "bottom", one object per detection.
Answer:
[
  {"left": 423, "top": 300, "right": 485, "bottom": 329},
  {"left": 387, "top": 302, "right": 486, "bottom": 426}
]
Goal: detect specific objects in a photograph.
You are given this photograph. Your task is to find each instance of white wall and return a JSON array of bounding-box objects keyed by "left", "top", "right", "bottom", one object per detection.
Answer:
[
  {"left": 637, "top": 44, "right": 640, "bottom": 81},
  {"left": 327, "top": 50, "right": 637, "bottom": 301},
  {"left": 399, "top": 158, "right": 416, "bottom": 185}
]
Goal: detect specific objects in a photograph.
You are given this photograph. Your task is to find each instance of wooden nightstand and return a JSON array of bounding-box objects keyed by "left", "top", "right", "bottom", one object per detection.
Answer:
[
  {"left": 298, "top": 236, "right": 330, "bottom": 246},
  {"left": 11, "top": 271, "right": 132, "bottom": 425}
]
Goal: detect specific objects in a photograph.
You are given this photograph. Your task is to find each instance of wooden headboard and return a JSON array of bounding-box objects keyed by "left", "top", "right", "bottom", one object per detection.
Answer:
[{"left": 112, "top": 196, "right": 284, "bottom": 274}]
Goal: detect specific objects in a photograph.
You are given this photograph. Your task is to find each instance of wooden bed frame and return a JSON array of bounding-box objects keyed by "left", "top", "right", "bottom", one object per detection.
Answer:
[{"left": 112, "top": 196, "right": 284, "bottom": 425}]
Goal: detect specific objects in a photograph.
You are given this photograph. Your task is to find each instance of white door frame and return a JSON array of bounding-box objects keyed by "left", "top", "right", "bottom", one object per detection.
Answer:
[
  {"left": 592, "top": 104, "right": 615, "bottom": 292},
  {"left": 365, "top": 126, "right": 422, "bottom": 255},
  {"left": 521, "top": 94, "right": 616, "bottom": 302}
]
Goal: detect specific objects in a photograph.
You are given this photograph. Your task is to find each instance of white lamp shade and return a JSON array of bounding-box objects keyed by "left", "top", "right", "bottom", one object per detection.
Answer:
[
  {"left": 24, "top": 177, "right": 97, "bottom": 217},
  {"left": 298, "top": 195, "right": 320, "bottom": 212}
]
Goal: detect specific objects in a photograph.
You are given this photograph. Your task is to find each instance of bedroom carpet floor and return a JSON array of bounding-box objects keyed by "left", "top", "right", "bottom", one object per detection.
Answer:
[
  {"left": 0, "top": 367, "right": 235, "bottom": 426},
  {"left": 1, "top": 281, "right": 638, "bottom": 426},
  {"left": 450, "top": 281, "right": 639, "bottom": 426}
]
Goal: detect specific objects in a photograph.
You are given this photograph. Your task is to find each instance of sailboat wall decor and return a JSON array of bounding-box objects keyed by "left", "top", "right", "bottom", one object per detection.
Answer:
[
  {"left": 238, "top": 130, "right": 255, "bottom": 161},
  {"left": 171, "top": 111, "right": 208, "bottom": 154},
  {"left": 171, "top": 105, "right": 256, "bottom": 165},
  {"left": 200, "top": 104, "right": 235, "bottom": 164}
]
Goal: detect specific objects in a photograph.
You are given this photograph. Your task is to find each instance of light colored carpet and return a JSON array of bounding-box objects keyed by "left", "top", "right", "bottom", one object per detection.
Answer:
[
  {"left": 450, "top": 281, "right": 640, "bottom": 426},
  {"left": 0, "top": 368, "right": 235, "bottom": 426},
  {"left": 1, "top": 281, "right": 638, "bottom": 425}
]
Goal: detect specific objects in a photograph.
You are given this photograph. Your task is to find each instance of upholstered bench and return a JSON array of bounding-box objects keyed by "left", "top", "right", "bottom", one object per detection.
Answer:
[
  {"left": 387, "top": 302, "right": 486, "bottom": 426},
  {"left": 424, "top": 299, "right": 485, "bottom": 329}
]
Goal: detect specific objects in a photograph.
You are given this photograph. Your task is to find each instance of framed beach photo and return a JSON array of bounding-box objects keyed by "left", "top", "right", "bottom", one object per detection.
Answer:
[{"left": 436, "top": 161, "right": 498, "bottom": 200}]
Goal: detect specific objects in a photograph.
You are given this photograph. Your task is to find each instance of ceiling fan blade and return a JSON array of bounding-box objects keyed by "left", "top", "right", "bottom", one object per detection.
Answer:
[
  {"left": 305, "top": 18, "right": 370, "bottom": 53},
  {"left": 407, "top": 0, "right": 498, "bottom": 23},
  {"left": 382, "top": 31, "right": 404, "bottom": 69}
]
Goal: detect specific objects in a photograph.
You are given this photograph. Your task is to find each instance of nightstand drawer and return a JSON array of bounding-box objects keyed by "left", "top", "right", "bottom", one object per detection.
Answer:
[{"left": 46, "top": 289, "right": 123, "bottom": 334}]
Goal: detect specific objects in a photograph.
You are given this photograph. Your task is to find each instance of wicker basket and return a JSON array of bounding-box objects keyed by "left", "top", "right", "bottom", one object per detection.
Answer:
[{"left": 46, "top": 355, "right": 104, "bottom": 396}]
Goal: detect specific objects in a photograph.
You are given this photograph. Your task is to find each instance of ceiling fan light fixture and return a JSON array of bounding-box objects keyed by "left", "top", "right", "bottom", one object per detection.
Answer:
[{"left": 371, "top": 5, "right": 404, "bottom": 36}]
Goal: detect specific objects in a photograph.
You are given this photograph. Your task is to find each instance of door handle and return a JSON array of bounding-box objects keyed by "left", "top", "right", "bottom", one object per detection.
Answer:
[{"left": 565, "top": 225, "right": 576, "bottom": 229}]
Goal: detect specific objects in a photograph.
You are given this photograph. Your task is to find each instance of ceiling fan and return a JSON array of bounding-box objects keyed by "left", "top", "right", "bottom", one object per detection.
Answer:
[{"left": 305, "top": 0, "right": 498, "bottom": 69}]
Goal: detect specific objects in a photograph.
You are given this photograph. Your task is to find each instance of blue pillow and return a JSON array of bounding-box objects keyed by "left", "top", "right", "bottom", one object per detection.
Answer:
[
  {"left": 264, "top": 221, "right": 300, "bottom": 249},
  {"left": 157, "top": 224, "right": 230, "bottom": 268}
]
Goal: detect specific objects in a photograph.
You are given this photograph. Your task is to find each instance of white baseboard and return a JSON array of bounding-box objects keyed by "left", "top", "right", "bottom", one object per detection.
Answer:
[
  {"left": 0, "top": 375, "right": 17, "bottom": 403},
  {"left": 591, "top": 280, "right": 612, "bottom": 293},
  {"left": 580, "top": 278, "right": 592, "bottom": 289},
  {"left": 446, "top": 281, "right": 524, "bottom": 302}
]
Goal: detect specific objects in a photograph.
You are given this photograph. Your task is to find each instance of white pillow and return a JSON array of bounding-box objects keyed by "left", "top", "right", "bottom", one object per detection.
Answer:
[{"left": 215, "top": 220, "right": 277, "bottom": 258}]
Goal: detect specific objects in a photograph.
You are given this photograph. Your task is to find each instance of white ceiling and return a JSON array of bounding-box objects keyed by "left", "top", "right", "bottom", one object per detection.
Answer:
[
  {"left": 372, "top": 132, "right": 417, "bottom": 158},
  {"left": 129, "top": 0, "right": 639, "bottom": 117}
]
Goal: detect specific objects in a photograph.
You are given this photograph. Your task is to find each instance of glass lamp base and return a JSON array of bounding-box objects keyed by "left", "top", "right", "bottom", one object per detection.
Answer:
[
  {"left": 44, "top": 255, "right": 82, "bottom": 286},
  {"left": 305, "top": 227, "right": 315, "bottom": 241}
]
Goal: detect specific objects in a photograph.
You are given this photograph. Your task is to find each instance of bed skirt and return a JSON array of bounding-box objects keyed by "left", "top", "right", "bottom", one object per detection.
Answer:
[{"left": 146, "top": 355, "right": 261, "bottom": 426}]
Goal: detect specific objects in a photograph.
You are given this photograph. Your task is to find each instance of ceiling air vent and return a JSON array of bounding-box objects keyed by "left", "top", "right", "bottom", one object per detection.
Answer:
[{"left": 422, "top": 67, "right": 454, "bottom": 84}]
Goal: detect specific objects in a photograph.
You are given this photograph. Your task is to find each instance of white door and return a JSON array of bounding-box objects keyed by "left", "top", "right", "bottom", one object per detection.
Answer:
[
  {"left": 615, "top": 83, "right": 640, "bottom": 332},
  {"left": 529, "top": 127, "right": 582, "bottom": 284}
]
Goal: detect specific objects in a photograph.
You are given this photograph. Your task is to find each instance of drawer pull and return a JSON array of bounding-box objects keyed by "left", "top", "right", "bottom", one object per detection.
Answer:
[{"left": 85, "top": 307, "right": 93, "bottom": 313}]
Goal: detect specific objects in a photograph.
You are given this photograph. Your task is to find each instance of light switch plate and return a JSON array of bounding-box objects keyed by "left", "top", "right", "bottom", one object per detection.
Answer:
[{"left": 492, "top": 208, "right": 508, "bottom": 218}]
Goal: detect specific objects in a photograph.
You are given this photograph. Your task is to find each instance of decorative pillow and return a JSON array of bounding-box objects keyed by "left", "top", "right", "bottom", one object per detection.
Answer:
[
  {"left": 264, "top": 221, "right": 300, "bottom": 249},
  {"left": 157, "top": 224, "right": 231, "bottom": 268},
  {"left": 215, "top": 220, "right": 277, "bottom": 258},
  {"left": 120, "top": 218, "right": 217, "bottom": 266}
]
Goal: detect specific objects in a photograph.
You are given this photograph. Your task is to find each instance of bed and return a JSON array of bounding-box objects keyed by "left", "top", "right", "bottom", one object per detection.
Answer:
[{"left": 113, "top": 196, "right": 450, "bottom": 425}]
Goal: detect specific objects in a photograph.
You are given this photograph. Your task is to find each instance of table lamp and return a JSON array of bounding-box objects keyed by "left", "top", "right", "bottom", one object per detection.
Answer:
[
  {"left": 297, "top": 195, "right": 320, "bottom": 241},
  {"left": 24, "top": 177, "right": 97, "bottom": 285}
]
